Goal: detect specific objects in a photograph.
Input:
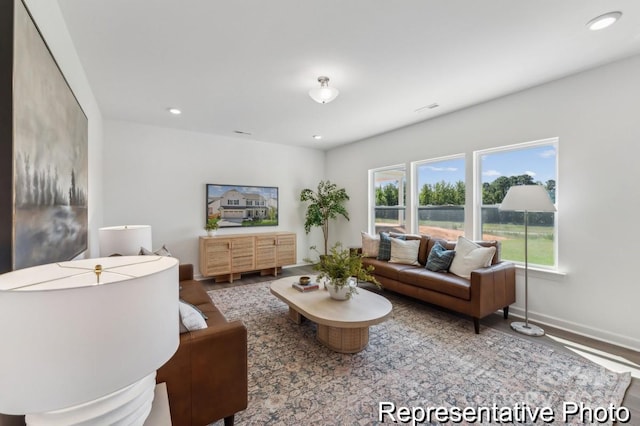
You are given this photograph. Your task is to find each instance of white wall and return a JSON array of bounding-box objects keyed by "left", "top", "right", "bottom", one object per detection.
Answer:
[
  {"left": 325, "top": 54, "right": 640, "bottom": 351},
  {"left": 29, "top": 0, "right": 639, "bottom": 350},
  {"left": 103, "top": 120, "right": 326, "bottom": 273},
  {"left": 25, "top": 0, "right": 104, "bottom": 257}
]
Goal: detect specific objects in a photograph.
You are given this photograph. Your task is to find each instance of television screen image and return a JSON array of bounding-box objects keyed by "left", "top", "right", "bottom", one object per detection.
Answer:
[{"left": 206, "top": 184, "right": 278, "bottom": 228}]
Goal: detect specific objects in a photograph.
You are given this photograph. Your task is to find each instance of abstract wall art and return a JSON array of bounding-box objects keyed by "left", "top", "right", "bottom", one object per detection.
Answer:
[{"left": 0, "top": 0, "right": 88, "bottom": 272}]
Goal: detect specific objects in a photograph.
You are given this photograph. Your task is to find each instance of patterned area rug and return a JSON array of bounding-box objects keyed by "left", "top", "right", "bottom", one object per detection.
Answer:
[{"left": 208, "top": 283, "right": 630, "bottom": 425}]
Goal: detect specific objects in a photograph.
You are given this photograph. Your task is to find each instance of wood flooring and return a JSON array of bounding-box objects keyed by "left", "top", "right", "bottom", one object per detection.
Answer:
[{"left": 201, "top": 265, "right": 639, "bottom": 422}]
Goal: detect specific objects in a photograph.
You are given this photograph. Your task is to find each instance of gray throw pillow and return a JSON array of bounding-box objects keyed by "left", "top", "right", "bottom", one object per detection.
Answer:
[{"left": 426, "top": 242, "right": 456, "bottom": 272}]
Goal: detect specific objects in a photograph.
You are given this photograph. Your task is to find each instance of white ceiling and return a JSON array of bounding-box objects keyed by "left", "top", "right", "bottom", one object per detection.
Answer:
[{"left": 56, "top": 0, "right": 640, "bottom": 150}]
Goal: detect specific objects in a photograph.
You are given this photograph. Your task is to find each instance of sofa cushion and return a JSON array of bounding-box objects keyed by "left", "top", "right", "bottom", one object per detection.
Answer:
[
  {"left": 426, "top": 242, "right": 455, "bottom": 272},
  {"left": 399, "top": 268, "right": 471, "bottom": 300},
  {"left": 361, "top": 231, "right": 380, "bottom": 258},
  {"left": 180, "top": 280, "right": 213, "bottom": 305},
  {"left": 362, "top": 257, "right": 417, "bottom": 281},
  {"left": 449, "top": 236, "right": 496, "bottom": 279},
  {"left": 389, "top": 238, "right": 421, "bottom": 266},
  {"left": 377, "top": 232, "right": 406, "bottom": 261}
]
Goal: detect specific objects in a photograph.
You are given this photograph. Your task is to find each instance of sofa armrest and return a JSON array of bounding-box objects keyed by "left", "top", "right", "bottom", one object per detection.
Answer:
[
  {"left": 179, "top": 264, "right": 194, "bottom": 282},
  {"left": 469, "top": 261, "right": 516, "bottom": 317},
  {"left": 189, "top": 320, "right": 248, "bottom": 424},
  {"left": 157, "top": 319, "right": 247, "bottom": 426}
]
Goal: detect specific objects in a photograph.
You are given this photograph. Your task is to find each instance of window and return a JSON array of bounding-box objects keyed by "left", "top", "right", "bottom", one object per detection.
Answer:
[
  {"left": 414, "top": 155, "right": 465, "bottom": 240},
  {"left": 370, "top": 166, "right": 406, "bottom": 234},
  {"left": 368, "top": 138, "right": 558, "bottom": 270},
  {"left": 477, "top": 139, "right": 557, "bottom": 267}
]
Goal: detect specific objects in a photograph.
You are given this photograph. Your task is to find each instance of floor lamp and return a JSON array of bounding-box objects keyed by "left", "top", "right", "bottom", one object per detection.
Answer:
[{"left": 499, "top": 185, "right": 556, "bottom": 337}]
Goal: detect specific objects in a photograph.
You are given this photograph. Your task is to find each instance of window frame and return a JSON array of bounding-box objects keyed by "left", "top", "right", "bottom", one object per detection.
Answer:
[
  {"left": 368, "top": 164, "right": 407, "bottom": 235},
  {"left": 411, "top": 153, "right": 466, "bottom": 240},
  {"left": 473, "top": 137, "right": 559, "bottom": 269}
]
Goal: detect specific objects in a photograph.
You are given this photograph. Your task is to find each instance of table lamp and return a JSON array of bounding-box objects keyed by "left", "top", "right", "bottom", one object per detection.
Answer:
[
  {"left": 0, "top": 255, "right": 179, "bottom": 425},
  {"left": 499, "top": 184, "right": 556, "bottom": 336},
  {"left": 99, "top": 225, "right": 152, "bottom": 256}
]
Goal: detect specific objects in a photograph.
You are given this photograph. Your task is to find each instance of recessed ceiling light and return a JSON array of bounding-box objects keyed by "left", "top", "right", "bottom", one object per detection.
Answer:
[
  {"left": 586, "top": 11, "right": 622, "bottom": 31},
  {"left": 312, "top": 135, "right": 322, "bottom": 140},
  {"left": 167, "top": 107, "right": 181, "bottom": 115},
  {"left": 234, "top": 130, "right": 252, "bottom": 135}
]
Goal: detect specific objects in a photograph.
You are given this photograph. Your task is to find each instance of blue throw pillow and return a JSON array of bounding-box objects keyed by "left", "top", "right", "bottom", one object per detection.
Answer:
[
  {"left": 426, "top": 242, "right": 456, "bottom": 272},
  {"left": 377, "top": 232, "right": 406, "bottom": 261}
]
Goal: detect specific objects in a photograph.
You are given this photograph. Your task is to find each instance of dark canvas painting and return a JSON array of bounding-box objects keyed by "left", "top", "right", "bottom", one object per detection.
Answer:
[{"left": 11, "top": 0, "right": 88, "bottom": 269}]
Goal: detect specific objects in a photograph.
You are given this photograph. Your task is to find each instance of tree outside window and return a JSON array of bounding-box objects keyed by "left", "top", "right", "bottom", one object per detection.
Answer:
[
  {"left": 415, "top": 156, "right": 465, "bottom": 240},
  {"left": 479, "top": 141, "right": 557, "bottom": 267},
  {"left": 372, "top": 167, "right": 406, "bottom": 234}
]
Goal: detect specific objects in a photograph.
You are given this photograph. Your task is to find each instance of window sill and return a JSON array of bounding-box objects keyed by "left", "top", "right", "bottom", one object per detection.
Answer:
[{"left": 514, "top": 264, "right": 567, "bottom": 281}]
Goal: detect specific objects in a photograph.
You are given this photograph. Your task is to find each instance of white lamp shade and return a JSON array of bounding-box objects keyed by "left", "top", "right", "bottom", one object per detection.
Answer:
[
  {"left": 0, "top": 256, "right": 179, "bottom": 415},
  {"left": 99, "top": 225, "right": 152, "bottom": 256},
  {"left": 308, "top": 86, "right": 339, "bottom": 104},
  {"left": 499, "top": 185, "right": 556, "bottom": 212}
]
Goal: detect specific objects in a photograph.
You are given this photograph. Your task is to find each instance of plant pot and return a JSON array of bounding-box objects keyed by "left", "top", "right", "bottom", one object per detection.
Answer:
[
  {"left": 327, "top": 278, "right": 357, "bottom": 300},
  {"left": 206, "top": 230, "right": 216, "bottom": 237}
]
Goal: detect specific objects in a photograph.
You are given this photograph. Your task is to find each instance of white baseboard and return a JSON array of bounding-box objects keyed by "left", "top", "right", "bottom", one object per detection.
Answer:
[{"left": 507, "top": 306, "right": 640, "bottom": 352}]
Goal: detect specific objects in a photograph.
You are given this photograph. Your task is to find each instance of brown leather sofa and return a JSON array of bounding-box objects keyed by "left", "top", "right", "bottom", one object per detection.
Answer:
[
  {"left": 361, "top": 234, "right": 516, "bottom": 333},
  {"left": 157, "top": 264, "right": 247, "bottom": 426}
]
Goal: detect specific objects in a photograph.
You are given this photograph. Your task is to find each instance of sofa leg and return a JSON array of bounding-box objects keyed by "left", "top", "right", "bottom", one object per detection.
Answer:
[
  {"left": 473, "top": 318, "right": 480, "bottom": 334},
  {"left": 503, "top": 306, "right": 509, "bottom": 319},
  {"left": 224, "top": 415, "right": 235, "bottom": 426}
]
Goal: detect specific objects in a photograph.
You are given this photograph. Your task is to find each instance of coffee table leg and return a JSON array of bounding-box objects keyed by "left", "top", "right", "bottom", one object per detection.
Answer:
[
  {"left": 317, "top": 324, "right": 369, "bottom": 353},
  {"left": 288, "top": 307, "right": 304, "bottom": 324}
]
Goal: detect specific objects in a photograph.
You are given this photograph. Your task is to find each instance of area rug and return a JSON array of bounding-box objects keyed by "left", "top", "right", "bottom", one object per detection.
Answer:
[{"left": 208, "top": 283, "right": 631, "bottom": 425}]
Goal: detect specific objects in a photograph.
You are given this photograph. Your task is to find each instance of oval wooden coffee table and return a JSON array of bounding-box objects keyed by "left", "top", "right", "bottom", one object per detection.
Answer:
[{"left": 270, "top": 275, "right": 392, "bottom": 353}]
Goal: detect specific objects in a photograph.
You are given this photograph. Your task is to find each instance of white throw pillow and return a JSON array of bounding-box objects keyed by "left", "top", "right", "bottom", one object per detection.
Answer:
[
  {"left": 361, "top": 231, "right": 380, "bottom": 258},
  {"left": 178, "top": 301, "right": 208, "bottom": 333},
  {"left": 449, "top": 236, "right": 496, "bottom": 279},
  {"left": 389, "top": 238, "right": 421, "bottom": 266}
]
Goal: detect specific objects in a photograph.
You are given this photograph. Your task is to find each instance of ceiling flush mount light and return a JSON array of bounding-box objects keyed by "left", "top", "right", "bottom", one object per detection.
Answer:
[
  {"left": 168, "top": 107, "right": 182, "bottom": 115},
  {"left": 586, "top": 11, "right": 622, "bottom": 31},
  {"left": 309, "top": 76, "right": 339, "bottom": 104}
]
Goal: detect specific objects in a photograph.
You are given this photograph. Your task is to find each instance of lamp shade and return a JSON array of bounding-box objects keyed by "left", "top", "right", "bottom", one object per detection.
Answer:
[
  {"left": 499, "top": 185, "right": 556, "bottom": 212},
  {"left": 99, "top": 225, "right": 152, "bottom": 256},
  {"left": 0, "top": 256, "right": 179, "bottom": 421}
]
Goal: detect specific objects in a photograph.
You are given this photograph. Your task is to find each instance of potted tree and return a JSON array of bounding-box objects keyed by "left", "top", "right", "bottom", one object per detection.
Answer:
[
  {"left": 300, "top": 180, "right": 350, "bottom": 256},
  {"left": 312, "top": 242, "right": 381, "bottom": 300}
]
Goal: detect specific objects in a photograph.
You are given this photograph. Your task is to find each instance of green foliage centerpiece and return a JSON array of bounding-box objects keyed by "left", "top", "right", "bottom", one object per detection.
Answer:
[
  {"left": 205, "top": 217, "right": 220, "bottom": 236},
  {"left": 311, "top": 242, "right": 381, "bottom": 300}
]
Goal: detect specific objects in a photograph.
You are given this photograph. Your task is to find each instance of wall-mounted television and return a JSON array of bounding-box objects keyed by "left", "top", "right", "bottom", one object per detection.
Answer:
[{"left": 206, "top": 184, "right": 278, "bottom": 228}]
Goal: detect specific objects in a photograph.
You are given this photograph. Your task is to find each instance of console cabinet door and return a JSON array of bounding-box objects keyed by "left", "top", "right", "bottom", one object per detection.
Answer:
[
  {"left": 231, "top": 237, "right": 255, "bottom": 273},
  {"left": 200, "top": 237, "right": 231, "bottom": 277},
  {"left": 276, "top": 233, "right": 296, "bottom": 266},
  {"left": 255, "top": 235, "right": 277, "bottom": 269}
]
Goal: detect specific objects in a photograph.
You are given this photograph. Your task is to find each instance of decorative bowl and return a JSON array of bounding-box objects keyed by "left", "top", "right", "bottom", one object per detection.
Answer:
[{"left": 299, "top": 276, "right": 311, "bottom": 285}]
